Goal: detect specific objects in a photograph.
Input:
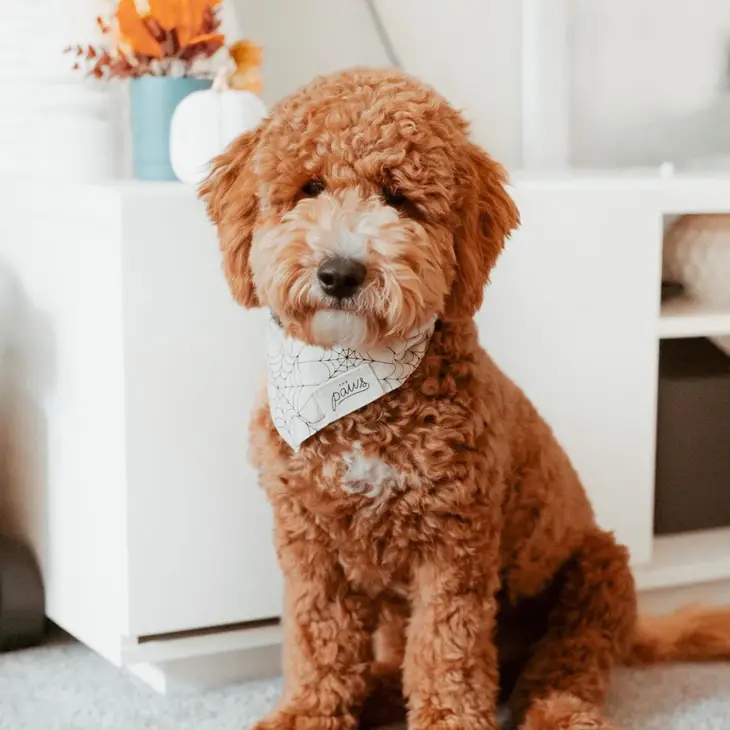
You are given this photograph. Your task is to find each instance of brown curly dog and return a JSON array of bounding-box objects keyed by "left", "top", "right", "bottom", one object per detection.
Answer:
[{"left": 201, "top": 68, "right": 730, "bottom": 730}]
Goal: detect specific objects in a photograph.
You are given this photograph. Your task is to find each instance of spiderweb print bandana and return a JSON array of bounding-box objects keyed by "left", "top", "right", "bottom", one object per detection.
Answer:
[{"left": 266, "top": 314, "right": 435, "bottom": 450}]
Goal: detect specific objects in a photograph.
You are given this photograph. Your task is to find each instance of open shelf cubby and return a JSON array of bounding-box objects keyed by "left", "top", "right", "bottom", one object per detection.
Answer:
[
  {"left": 634, "top": 526, "right": 730, "bottom": 592},
  {"left": 659, "top": 296, "right": 730, "bottom": 339},
  {"left": 647, "top": 211, "right": 730, "bottom": 593}
]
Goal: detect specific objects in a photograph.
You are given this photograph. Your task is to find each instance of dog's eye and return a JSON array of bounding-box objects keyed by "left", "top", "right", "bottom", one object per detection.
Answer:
[
  {"left": 301, "top": 179, "right": 325, "bottom": 198},
  {"left": 382, "top": 186, "right": 409, "bottom": 208}
]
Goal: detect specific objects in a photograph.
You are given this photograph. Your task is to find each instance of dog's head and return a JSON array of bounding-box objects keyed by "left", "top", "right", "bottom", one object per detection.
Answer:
[{"left": 200, "top": 68, "right": 519, "bottom": 349}]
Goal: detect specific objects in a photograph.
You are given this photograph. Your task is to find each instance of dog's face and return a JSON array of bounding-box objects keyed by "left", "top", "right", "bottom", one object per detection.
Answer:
[{"left": 201, "top": 69, "right": 519, "bottom": 349}]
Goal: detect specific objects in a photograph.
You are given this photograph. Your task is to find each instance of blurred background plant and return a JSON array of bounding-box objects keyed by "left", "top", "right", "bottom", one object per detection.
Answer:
[
  {"left": 65, "top": 0, "right": 225, "bottom": 80},
  {"left": 62, "top": 0, "right": 243, "bottom": 180}
]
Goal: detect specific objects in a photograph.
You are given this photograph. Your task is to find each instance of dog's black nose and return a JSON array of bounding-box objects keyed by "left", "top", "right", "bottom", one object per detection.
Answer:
[{"left": 317, "top": 257, "right": 366, "bottom": 299}]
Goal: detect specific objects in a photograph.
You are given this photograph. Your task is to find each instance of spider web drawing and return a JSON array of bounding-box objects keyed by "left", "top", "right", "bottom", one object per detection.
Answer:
[{"left": 266, "top": 316, "right": 434, "bottom": 448}]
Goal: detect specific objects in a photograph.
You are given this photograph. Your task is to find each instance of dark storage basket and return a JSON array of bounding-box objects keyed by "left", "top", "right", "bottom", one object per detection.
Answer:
[{"left": 654, "top": 337, "right": 730, "bottom": 536}]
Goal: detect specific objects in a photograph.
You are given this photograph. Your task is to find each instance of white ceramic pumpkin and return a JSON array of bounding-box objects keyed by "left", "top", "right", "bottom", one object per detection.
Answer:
[{"left": 169, "top": 86, "right": 267, "bottom": 186}]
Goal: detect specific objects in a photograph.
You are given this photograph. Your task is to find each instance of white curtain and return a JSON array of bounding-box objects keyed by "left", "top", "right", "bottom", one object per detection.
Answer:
[
  {"left": 0, "top": 2, "right": 40, "bottom": 178},
  {"left": 0, "top": 0, "right": 119, "bottom": 181}
]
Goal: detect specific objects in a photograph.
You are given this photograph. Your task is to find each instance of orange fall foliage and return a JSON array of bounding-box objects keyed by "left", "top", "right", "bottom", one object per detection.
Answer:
[
  {"left": 116, "top": 0, "right": 163, "bottom": 58},
  {"left": 116, "top": 0, "right": 222, "bottom": 58},
  {"left": 149, "top": 0, "right": 177, "bottom": 31}
]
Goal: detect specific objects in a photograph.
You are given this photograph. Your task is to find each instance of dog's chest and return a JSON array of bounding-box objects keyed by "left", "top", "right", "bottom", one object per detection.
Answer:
[
  {"left": 338, "top": 447, "right": 403, "bottom": 500},
  {"left": 257, "top": 389, "right": 482, "bottom": 592},
  {"left": 314, "top": 445, "right": 419, "bottom": 593}
]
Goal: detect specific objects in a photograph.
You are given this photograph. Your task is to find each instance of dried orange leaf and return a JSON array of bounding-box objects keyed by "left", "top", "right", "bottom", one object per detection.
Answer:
[
  {"left": 186, "top": 32, "right": 224, "bottom": 46},
  {"left": 149, "top": 0, "right": 178, "bottom": 31},
  {"left": 176, "top": 0, "right": 210, "bottom": 46},
  {"left": 175, "top": 0, "right": 191, "bottom": 46},
  {"left": 116, "top": 0, "right": 163, "bottom": 58}
]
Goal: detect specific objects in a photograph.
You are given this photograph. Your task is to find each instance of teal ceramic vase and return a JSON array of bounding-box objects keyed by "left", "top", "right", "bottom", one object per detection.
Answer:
[{"left": 130, "top": 76, "right": 213, "bottom": 181}]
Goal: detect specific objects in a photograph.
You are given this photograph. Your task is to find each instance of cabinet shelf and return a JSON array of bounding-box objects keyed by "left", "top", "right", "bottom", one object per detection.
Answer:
[
  {"left": 633, "top": 527, "right": 730, "bottom": 591},
  {"left": 659, "top": 296, "right": 730, "bottom": 339}
]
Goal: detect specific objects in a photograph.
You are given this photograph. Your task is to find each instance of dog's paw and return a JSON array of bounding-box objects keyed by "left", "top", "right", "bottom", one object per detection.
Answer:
[
  {"left": 519, "top": 693, "right": 616, "bottom": 730},
  {"left": 408, "top": 710, "right": 501, "bottom": 730},
  {"left": 252, "top": 708, "right": 358, "bottom": 730}
]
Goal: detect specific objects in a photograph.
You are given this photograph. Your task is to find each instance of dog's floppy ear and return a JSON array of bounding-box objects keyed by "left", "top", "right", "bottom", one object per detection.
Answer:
[
  {"left": 445, "top": 142, "right": 519, "bottom": 319},
  {"left": 199, "top": 128, "right": 263, "bottom": 308}
]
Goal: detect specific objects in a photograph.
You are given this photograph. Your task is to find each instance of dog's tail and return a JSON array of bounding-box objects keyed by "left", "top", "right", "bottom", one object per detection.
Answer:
[{"left": 625, "top": 604, "right": 730, "bottom": 665}]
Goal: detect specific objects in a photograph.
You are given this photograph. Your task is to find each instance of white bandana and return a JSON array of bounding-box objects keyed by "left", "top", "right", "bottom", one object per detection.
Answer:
[{"left": 266, "top": 315, "right": 435, "bottom": 450}]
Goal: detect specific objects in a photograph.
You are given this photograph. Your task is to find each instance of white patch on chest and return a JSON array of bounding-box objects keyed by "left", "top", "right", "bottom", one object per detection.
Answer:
[{"left": 341, "top": 447, "right": 402, "bottom": 500}]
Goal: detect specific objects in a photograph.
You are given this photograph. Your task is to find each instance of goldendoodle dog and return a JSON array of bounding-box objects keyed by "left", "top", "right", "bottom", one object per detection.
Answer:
[{"left": 201, "top": 68, "right": 730, "bottom": 730}]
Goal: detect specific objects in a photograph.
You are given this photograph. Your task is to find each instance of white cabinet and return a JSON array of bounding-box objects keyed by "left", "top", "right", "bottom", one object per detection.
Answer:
[
  {"left": 1, "top": 182, "right": 282, "bottom": 683},
  {"left": 3, "top": 173, "right": 729, "bottom": 692},
  {"left": 478, "top": 178, "right": 663, "bottom": 564},
  {"left": 480, "top": 170, "right": 730, "bottom": 608}
]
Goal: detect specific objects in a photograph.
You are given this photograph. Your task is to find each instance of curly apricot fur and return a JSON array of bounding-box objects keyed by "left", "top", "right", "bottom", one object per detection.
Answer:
[{"left": 201, "top": 68, "right": 730, "bottom": 730}]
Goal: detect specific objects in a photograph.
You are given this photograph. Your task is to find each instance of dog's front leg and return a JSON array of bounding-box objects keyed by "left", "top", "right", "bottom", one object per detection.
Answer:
[
  {"left": 404, "top": 534, "right": 501, "bottom": 730},
  {"left": 254, "top": 537, "right": 376, "bottom": 730}
]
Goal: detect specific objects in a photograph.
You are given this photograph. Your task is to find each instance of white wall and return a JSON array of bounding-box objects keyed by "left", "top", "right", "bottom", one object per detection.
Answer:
[
  {"left": 233, "top": 1, "right": 390, "bottom": 104},
  {"left": 233, "top": 0, "right": 730, "bottom": 170},
  {"left": 6, "top": 0, "right": 730, "bottom": 175},
  {"left": 372, "top": 1, "right": 523, "bottom": 167},
  {"left": 571, "top": 0, "right": 730, "bottom": 168},
  {"left": 232, "top": 0, "right": 522, "bottom": 166}
]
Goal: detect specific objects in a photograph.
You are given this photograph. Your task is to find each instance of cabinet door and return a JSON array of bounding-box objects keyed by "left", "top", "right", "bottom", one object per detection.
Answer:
[
  {"left": 121, "top": 188, "right": 282, "bottom": 637},
  {"left": 477, "top": 185, "right": 661, "bottom": 565}
]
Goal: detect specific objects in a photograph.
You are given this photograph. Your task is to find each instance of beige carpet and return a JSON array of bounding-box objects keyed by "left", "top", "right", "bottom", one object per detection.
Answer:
[{"left": 1, "top": 637, "right": 730, "bottom": 729}]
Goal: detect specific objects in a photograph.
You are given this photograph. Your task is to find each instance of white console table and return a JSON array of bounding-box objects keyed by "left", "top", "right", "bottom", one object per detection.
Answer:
[
  {"left": 1, "top": 182, "right": 282, "bottom": 692},
  {"left": 2, "top": 173, "right": 729, "bottom": 692},
  {"left": 484, "top": 170, "right": 730, "bottom": 614}
]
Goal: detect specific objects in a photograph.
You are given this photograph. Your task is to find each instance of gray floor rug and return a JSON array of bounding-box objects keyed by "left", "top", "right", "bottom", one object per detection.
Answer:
[{"left": 1, "top": 637, "right": 730, "bottom": 730}]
